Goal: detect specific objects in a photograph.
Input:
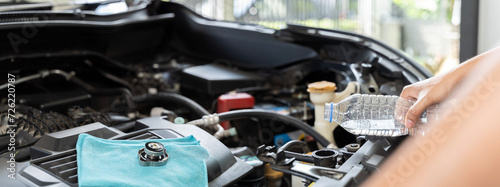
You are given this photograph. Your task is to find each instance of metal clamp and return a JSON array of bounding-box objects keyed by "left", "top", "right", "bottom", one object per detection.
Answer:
[{"left": 138, "top": 142, "right": 169, "bottom": 166}]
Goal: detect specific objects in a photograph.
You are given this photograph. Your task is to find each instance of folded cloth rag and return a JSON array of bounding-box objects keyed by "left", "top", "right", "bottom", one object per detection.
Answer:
[{"left": 76, "top": 133, "right": 209, "bottom": 187}]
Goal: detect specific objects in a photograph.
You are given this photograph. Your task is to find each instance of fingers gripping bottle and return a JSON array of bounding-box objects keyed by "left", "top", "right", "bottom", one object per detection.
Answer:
[{"left": 324, "top": 94, "right": 441, "bottom": 137}]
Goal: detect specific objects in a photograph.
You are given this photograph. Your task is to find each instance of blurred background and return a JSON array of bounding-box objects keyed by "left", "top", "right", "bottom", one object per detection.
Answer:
[{"left": 170, "top": 0, "right": 461, "bottom": 75}]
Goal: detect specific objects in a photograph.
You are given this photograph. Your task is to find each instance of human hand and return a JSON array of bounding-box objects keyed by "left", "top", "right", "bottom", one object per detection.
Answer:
[{"left": 400, "top": 73, "right": 458, "bottom": 128}]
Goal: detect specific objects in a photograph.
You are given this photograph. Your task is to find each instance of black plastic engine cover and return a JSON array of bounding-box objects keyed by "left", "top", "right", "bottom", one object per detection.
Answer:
[{"left": 0, "top": 117, "right": 252, "bottom": 187}]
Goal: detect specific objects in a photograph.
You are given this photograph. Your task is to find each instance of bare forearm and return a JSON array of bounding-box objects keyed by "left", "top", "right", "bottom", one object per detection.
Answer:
[
  {"left": 401, "top": 46, "right": 500, "bottom": 128},
  {"left": 365, "top": 49, "right": 500, "bottom": 187},
  {"left": 446, "top": 46, "right": 500, "bottom": 85}
]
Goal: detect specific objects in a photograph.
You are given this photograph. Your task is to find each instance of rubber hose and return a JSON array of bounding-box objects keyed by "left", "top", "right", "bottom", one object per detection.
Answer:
[
  {"left": 133, "top": 93, "right": 210, "bottom": 117},
  {"left": 217, "top": 109, "right": 330, "bottom": 147}
]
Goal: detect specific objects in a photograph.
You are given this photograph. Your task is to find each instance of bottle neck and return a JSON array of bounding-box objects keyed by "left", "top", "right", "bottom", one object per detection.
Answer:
[{"left": 326, "top": 102, "right": 340, "bottom": 123}]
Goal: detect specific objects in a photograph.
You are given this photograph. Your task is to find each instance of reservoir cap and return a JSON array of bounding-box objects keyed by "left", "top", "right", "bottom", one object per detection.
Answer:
[{"left": 307, "top": 81, "right": 337, "bottom": 93}]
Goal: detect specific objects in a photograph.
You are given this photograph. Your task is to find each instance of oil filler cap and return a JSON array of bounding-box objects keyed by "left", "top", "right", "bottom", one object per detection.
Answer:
[{"left": 139, "top": 142, "right": 169, "bottom": 166}]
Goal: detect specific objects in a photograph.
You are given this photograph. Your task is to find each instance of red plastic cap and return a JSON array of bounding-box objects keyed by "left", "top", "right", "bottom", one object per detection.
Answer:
[{"left": 217, "top": 93, "right": 255, "bottom": 129}]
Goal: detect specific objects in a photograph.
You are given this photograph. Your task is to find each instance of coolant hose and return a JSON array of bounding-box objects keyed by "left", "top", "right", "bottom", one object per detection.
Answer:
[
  {"left": 133, "top": 93, "right": 210, "bottom": 117},
  {"left": 218, "top": 109, "right": 331, "bottom": 147}
]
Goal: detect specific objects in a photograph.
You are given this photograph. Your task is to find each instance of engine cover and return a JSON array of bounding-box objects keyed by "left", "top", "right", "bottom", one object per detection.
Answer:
[{"left": 0, "top": 117, "right": 253, "bottom": 187}]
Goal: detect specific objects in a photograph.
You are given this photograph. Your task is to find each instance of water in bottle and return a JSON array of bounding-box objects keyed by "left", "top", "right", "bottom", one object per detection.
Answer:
[{"left": 324, "top": 94, "right": 440, "bottom": 137}]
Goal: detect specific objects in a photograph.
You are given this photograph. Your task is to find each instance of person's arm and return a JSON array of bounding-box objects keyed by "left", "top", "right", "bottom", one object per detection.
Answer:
[
  {"left": 401, "top": 46, "right": 500, "bottom": 128},
  {"left": 364, "top": 49, "right": 500, "bottom": 187}
]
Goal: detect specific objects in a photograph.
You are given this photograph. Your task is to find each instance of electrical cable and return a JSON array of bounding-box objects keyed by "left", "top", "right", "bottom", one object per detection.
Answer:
[
  {"left": 85, "top": 60, "right": 134, "bottom": 91},
  {"left": 133, "top": 92, "right": 210, "bottom": 117}
]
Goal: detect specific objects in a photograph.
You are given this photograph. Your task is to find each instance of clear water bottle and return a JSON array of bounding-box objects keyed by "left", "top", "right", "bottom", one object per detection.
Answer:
[{"left": 324, "top": 94, "right": 440, "bottom": 137}]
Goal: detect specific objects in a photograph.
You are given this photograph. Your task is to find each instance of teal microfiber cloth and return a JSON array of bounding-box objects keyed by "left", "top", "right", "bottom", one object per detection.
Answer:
[{"left": 76, "top": 133, "right": 209, "bottom": 187}]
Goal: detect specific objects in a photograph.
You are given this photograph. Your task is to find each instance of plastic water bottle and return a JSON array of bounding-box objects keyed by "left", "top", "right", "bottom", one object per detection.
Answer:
[{"left": 324, "top": 94, "right": 440, "bottom": 137}]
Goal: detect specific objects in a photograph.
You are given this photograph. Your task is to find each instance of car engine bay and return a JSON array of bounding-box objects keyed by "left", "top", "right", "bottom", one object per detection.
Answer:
[{"left": 0, "top": 1, "right": 432, "bottom": 186}]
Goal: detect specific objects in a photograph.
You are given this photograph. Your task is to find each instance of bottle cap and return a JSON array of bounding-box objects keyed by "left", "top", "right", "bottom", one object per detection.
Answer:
[{"left": 307, "top": 81, "right": 337, "bottom": 93}]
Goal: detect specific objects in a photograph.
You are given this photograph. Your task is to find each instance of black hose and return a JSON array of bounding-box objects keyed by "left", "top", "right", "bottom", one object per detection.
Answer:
[
  {"left": 133, "top": 93, "right": 210, "bottom": 117},
  {"left": 69, "top": 76, "right": 130, "bottom": 96},
  {"left": 217, "top": 109, "right": 330, "bottom": 147}
]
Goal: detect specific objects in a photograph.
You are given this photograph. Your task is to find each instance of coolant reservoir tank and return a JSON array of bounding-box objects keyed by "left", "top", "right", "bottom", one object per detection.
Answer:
[
  {"left": 307, "top": 81, "right": 338, "bottom": 148},
  {"left": 308, "top": 81, "right": 360, "bottom": 148}
]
